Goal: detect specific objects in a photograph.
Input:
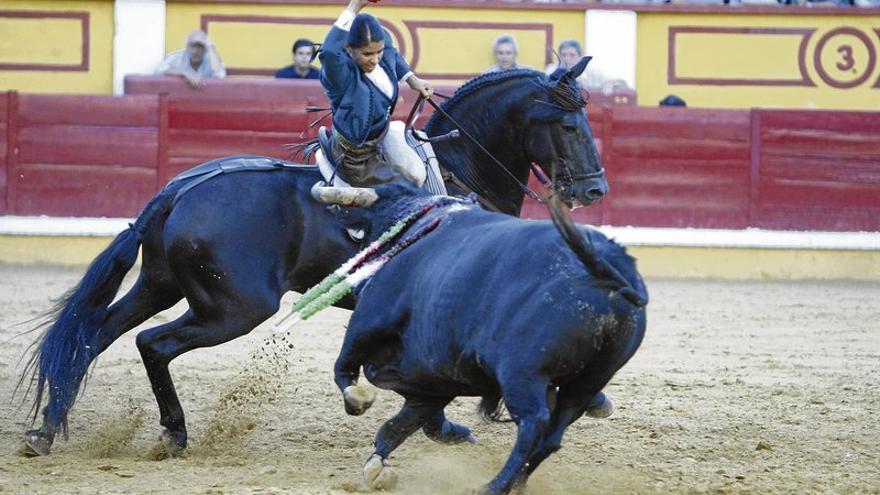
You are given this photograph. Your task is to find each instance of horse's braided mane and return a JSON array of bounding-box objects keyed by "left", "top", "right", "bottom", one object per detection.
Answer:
[{"left": 426, "top": 69, "right": 547, "bottom": 128}]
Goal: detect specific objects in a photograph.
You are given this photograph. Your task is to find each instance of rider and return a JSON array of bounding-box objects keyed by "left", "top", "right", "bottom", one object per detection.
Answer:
[{"left": 320, "top": 0, "right": 433, "bottom": 187}]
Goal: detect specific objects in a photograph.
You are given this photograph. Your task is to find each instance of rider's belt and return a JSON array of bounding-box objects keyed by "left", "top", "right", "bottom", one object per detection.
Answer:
[
  {"left": 334, "top": 126, "right": 387, "bottom": 156},
  {"left": 333, "top": 126, "right": 388, "bottom": 169}
]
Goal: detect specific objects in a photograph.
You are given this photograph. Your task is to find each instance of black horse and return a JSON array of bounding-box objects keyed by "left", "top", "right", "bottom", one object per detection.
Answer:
[{"left": 20, "top": 59, "right": 607, "bottom": 456}]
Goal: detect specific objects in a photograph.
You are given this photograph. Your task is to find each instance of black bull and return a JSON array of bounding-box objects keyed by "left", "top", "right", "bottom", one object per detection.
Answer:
[{"left": 333, "top": 186, "right": 648, "bottom": 495}]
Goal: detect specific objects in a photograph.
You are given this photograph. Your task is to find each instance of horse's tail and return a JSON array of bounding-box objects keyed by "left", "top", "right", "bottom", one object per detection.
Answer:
[
  {"left": 17, "top": 183, "right": 180, "bottom": 434},
  {"left": 547, "top": 195, "right": 648, "bottom": 308}
]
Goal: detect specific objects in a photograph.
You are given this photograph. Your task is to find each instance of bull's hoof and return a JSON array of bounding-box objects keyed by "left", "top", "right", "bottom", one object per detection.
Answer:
[
  {"left": 343, "top": 385, "right": 376, "bottom": 416},
  {"left": 585, "top": 392, "right": 614, "bottom": 419},
  {"left": 22, "top": 429, "right": 53, "bottom": 457},
  {"left": 425, "top": 421, "right": 476, "bottom": 445},
  {"left": 158, "top": 429, "right": 187, "bottom": 458},
  {"left": 364, "top": 454, "right": 398, "bottom": 491}
]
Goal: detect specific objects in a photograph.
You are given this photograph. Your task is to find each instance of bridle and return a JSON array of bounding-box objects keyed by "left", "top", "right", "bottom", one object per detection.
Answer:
[
  {"left": 406, "top": 93, "right": 604, "bottom": 211},
  {"left": 550, "top": 160, "right": 607, "bottom": 192}
]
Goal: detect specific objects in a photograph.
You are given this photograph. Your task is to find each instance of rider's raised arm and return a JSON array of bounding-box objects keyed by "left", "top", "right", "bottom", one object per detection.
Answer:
[{"left": 319, "top": 7, "right": 357, "bottom": 95}]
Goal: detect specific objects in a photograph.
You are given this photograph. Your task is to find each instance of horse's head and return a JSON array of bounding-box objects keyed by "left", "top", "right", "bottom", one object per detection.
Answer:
[
  {"left": 525, "top": 57, "right": 607, "bottom": 208},
  {"left": 425, "top": 63, "right": 608, "bottom": 214}
]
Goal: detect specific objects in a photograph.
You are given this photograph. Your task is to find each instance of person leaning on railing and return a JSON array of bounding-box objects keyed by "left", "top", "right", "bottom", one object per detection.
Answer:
[{"left": 156, "top": 30, "right": 226, "bottom": 90}]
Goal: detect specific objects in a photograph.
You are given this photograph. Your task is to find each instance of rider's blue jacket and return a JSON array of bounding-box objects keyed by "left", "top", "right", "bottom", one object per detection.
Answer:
[{"left": 320, "top": 25, "right": 410, "bottom": 147}]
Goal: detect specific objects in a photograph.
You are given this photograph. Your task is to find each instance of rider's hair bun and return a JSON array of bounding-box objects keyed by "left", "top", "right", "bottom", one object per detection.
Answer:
[{"left": 347, "top": 13, "right": 385, "bottom": 49}]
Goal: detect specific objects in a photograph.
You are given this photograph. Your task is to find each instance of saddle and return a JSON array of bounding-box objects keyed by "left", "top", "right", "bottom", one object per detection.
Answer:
[
  {"left": 314, "top": 124, "right": 448, "bottom": 195},
  {"left": 167, "top": 155, "right": 314, "bottom": 207}
]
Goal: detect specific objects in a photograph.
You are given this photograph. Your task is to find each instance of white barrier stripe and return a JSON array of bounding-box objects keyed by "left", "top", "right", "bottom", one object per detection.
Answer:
[
  {"left": 0, "top": 216, "right": 133, "bottom": 237},
  {"left": 596, "top": 226, "right": 880, "bottom": 251},
  {"left": 2, "top": 216, "right": 880, "bottom": 250}
]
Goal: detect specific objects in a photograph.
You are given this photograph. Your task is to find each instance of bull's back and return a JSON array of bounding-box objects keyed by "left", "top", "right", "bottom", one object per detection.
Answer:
[{"left": 361, "top": 211, "right": 643, "bottom": 390}]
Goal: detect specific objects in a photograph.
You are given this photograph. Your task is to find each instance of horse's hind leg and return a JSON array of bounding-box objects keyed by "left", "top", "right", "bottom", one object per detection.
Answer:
[
  {"left": 24, "top": 272, "right": 182, "bottom": 456},
  {"left": 135, "top": 303, "right": 277, "bottom": 456}
]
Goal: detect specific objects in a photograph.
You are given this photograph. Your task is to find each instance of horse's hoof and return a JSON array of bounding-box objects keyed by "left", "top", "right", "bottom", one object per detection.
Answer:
[
  {"left": 364, "top": 454, "right": 398, "bottom": 491},
  {"left": 343, "top": 385, "right": 376, "bottom": 416},
  {"left": 586, "top": 392, "right": 614, "bottom": 419},
  {"left": 22, "top": 430, "right": 53, "bottom": 457},
  {"left": 159, "top": 430, "right": 187, "bottom": 458}
]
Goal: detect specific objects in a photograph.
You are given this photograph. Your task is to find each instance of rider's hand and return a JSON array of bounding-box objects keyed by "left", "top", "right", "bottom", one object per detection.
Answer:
[
  {"left": 347, "top": 0, "right": 372, "bottom": 12},
  {"left": 408, "top": 76, "right": 434, "bottom": 99}
]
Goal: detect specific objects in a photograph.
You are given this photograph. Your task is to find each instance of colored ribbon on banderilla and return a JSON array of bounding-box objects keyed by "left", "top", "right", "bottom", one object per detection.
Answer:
[{"left": 274, "top": 203, "right": 443, "bottom": 333}]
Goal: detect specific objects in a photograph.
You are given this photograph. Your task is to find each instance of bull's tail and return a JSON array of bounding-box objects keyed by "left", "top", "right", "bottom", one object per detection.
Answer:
[
  {"left": 547, "top": 195, "right": 648, "bottom": 308},
  {"left": 16, "top": 183, "right": 181, "bottom": 434}
]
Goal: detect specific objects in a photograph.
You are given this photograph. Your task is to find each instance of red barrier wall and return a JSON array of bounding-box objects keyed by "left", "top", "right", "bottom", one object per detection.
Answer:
[
  {"left": 12, "top": 95, "right": 160, "bottom": 217},
  {"left": 752, "top": 110, "right": 880, "bottom": 232},
  {"left": 1, "top": 84, "right": 878, "bottom": 232},
  {"left": 0, "top": 93, "right": 9, "bottom": 214},
  {"left": 603, "top": 106, "right": 752, "bottom": 229}
]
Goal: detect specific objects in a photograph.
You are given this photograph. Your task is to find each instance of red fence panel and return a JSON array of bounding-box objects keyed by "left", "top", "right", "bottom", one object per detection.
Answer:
[
  {"left": 0, "top": 92, "right": 9, "bottom": 214},
  {"left": 753, "top": 110, "right": 880, "bottom": 232},
  {"left": 165, "top": 97, "right": 312, "bottom": 178},
  {"left": 2, "top": 87, "right": 879, "bottom": 233},
  {"left": 13, "top": 94, "right": 159, "bottom": 217},
  {"left": 602, "top": 107, "right": 751, "bottom": 229}
]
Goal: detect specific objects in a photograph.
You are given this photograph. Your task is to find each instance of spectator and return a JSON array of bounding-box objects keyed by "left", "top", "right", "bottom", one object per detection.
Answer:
[
  {"left": 659, "top": 94, "right": 687, "bottom": 107},
  {"left": 544, "top": 39, "right": 597, "bottom": 87},
  {"left": 275, "top": 38, "right": 320, "bottom": 79},
  {"left": 156, "top": 30, "right": 226, "bottom": 89},
  {"left": 483, "top": 34, "right": 531, "bottom": 74}
]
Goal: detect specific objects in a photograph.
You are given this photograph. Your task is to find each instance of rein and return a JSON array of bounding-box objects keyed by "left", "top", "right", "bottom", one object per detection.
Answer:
[{"left": 407, "top": 94, "right": 545, "bottom": 207}]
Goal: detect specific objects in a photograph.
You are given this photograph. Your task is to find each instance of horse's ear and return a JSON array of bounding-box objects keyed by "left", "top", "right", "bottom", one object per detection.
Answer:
[
  {"left": 548, "top": 67, "right": 567, "bottom": 82},
  {"left": 568, "top": 56, "right": 592, "bottom": 79},
  {"left": 556, "top": 56, "right": 591, "bottom": 87}
]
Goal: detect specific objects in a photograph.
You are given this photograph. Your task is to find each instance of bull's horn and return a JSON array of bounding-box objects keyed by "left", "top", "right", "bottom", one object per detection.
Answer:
[{"left": 311, "top": 182, "right": 379, "bottom": 207}]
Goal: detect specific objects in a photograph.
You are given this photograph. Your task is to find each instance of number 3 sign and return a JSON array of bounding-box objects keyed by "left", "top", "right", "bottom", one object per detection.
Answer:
[{"left": 813, "top": 27, "right": 877, "bottom": 89}]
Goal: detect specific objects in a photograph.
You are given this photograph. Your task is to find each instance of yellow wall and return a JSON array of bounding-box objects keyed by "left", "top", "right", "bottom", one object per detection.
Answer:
[
  {"left": 630, "top": 246, "right": 880, "bottom": 281},
  {"left": 2, "top": 1, "right": 878, "bottom": 110},
  {"left": 165, "top": 2, "right": 585, "bottom": 82},
  {"left": 0, "top": 0, "right": 114, "bottom": 94},
  {"left": 3, "top": 234, "right": 877, "bottom": 281},
  {"left": 637, "top": 13, "right": 880, "bottom": 110}
]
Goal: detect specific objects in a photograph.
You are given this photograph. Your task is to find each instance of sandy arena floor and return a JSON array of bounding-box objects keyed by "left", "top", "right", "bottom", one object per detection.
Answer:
[{"left": 0, "top": 263, "right": 878, "bottom": 494}]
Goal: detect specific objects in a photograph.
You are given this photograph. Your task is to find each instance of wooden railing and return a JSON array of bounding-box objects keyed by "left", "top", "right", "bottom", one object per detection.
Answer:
[{"left": 1, "top": 79, "right": 878, "bottom": 231}]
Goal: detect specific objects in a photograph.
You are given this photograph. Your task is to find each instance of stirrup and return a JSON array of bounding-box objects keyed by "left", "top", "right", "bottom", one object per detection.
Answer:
[
  {"left": 318, "top": 127, "right": 336, "bottom": 168},
  {"left": 316, "top": 127, "right": 349, "bottom": 187}
]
